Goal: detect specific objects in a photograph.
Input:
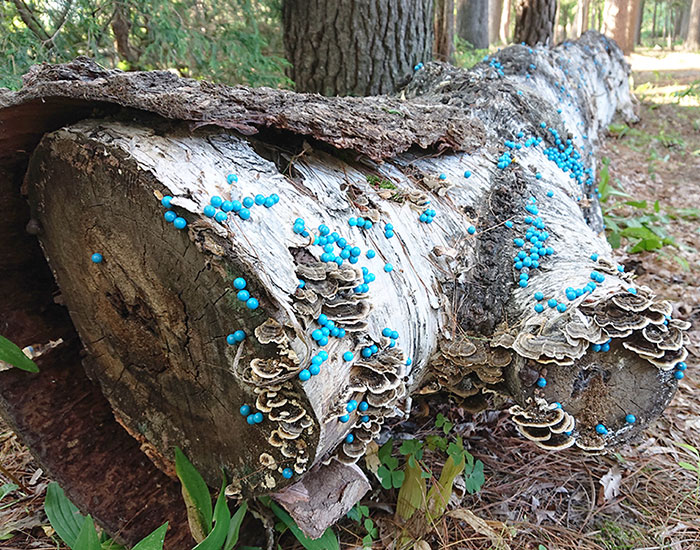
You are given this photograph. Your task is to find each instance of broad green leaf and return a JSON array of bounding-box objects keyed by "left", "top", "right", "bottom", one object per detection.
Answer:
[
  {"left": 175, "top": 447, "right": 213, "bottom": 542},
  {"left": 676, "top": 442, "right": 700, "bottom": 457},
  {"left": 377, "top": 441, "right": 393, "bottom": 465},
  {"left": 377, "top": 466, "right": 393, "bottom": 490},
  {"left": 0, "top": 335, "right": 39, "bottom": 373},
  {"left": 347, "top": 505, "right": 362, "bottom": 523},
  {"left": 194, "top": 478, "right": 230, "bottom": 550},
  {"left": 362, "top": 534, "right": 373, "bottom": 547},
  {"left": 131, "top": 523, "right": 169, "bottom": 550},
  {"left": 396, "top": 460, "right": 426, "bottom": 520},
  {"left": 654, "top": 200, "right": 660, "bottom": 213},
  {"left": 268, "top": 500, "right": 339, "bottom": 550},
  {"left": 678, "top": 461, "right": 699, "bottom": 472},
  {"left": 399, "top": 439, "right": 423, "bottom": 460},
  {"left": 0, "top": 483, "right": 18, "bottom": 503},
  {"left": 223, "top": 501, "right": 247, "bottom": 550},
  {"left": 45, "top": 482, "right": 85, "bottom": 548},
  {"left": 465, "top": 460, "right": 485, "bottom": 495},
  {"left": 607, "top": 231, "right": 621, "bottom": 249},
  {"left": 391, "top": 469, "right": 405, "bottom": 488},
  {"left": 625, "top": 200, "right": 648, "bottom": 209},
  {"left": 74, "top": 515, "right": 101, "bottom": 550}
]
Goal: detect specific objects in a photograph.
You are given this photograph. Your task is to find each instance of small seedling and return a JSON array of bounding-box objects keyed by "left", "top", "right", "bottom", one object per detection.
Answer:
[{"left": 377, "top": 440, "right": 405, "bottom": 489}]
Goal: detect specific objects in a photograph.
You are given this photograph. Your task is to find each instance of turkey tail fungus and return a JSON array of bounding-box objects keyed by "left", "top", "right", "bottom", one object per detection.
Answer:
[{"left": 0, "top": 32, "right": 688, "bottom": 545}]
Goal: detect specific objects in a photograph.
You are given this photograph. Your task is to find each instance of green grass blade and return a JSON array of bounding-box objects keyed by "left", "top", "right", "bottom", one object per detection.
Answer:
[
  {"left": 0, "top": 335, "right": 39, "bottom": 373},
  {"left": 45, "top": 482, "right": 85, "bottom": 548},
  {"left": 131, "top": 523, "right": 169, "bottom": 550},
  {"left": 193, "top": 478, "right": 230, "bottom": 550},
  {"left": 175, "top": 447, "right": 213, "bottom": 542},
  {"left": 223, "top": 501, "right": 248, "bottom": 550}
]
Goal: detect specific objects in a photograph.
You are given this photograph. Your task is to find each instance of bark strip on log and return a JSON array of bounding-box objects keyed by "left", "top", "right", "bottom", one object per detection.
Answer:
[{"left": 0, "top": 32, "right": 687, "bottom": 542}]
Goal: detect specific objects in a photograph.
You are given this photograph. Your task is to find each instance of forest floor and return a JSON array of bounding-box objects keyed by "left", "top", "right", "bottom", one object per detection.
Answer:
[{"left": 1, "top": 51, "right": 700, "bottom": 550}]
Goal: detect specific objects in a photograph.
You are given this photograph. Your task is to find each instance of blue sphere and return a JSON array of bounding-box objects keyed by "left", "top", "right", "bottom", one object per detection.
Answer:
[
  {"left": 233, "top": 330, "right": 245, "bottom": 342},
  {"left": 282, "top": 468, "right": 293, "bottom": 479},
  {"left": 253, "top": 412, "right": 263, "bottom": 424},
  {"left": 625, "top": 414, "right": 636, "bottom": 424},
  {"left": 384, "top": 263, "right": 394, "bottom": 272},
  {"left": 318, "top": 351, "right": 329, "bottom": 360},
  {"left": 339, "top": 414, "right": 350, "bottom": 423},
  {"left": 548, "top": 298, "right": 557, "bottom": 308},
  {"left": 215, "top": 211, "right": 228, "bottom": 223},
  {"left": 203, "top": 205, "right": 216, "bottom": 217},
  {"left": 674, "top": 371, "right": 685, "bottom": 380},
  {"left": 343, "top": 351, "right": 353, "bottom": 361},
  {"left": 237, "top": 290, "right": 250, "bottom": 301},
  {"left": 210, "top": 196, "right": 223, "bottom": 208},
  {"left": 246, "top": 297, "right": 259, "bottom": 310},
  {"left": 361, "top": 348, "right": 372, "bottom": 358},
  {"left": 234, "top": 277, "right": 247, "bottom": 290},
  {"left": 358, "top": 401, "right": 369, "bottom": 412},
  {"left": 534, "top": 291, "right": 544, "bottom": 301},
  {"left": 366, "top": 249, "right": 376, "bottom": 259},
  {"left": 227, "top": 174, "right": 238, "bottom": 184},
  {"left": 361, "top": 415, "right": 370, "bottom": 423},
  {"left": 254, "top": 194, "right": 265, "bottom": 205},
  {"left": 243, "top": 197, "right": 254, "bottom": 208},
  {"left": 348, "top": 217, "right": 357, "bottom": 226},
  {"left": 468, "top": 226, "right": 476, "bottom": 235},
  {"left": 173, "top": 217, "right": 187, "bottom": 229},
  {"left": 299, "top": 369, "right": 311, "bottom": 381},
  {"left": 231, "top": 200, "right": 242, "bottom": 212},
  {"left": 239, "top": 404, "right": 250, "bottom": 416},
  {"left": 534, "top": 303, "right": 544, "bottom": 313},
  {"left": 345, "top": 433, "right": 355, "bottom": 444},
  {"left": 677, "top": 361, "right": 688, "bottom": 371},
  {"left": 164, "top": 210, "right": 177, "bottom": 223},
  {"left": 221, "top": 201, "right": 234, "bottom": 212},
  {"left": 91, "top": 253, "right": 103, "bottom": 264},
  {"left": 161, "top": 195, "right": 173, "bottom": 208},
  {"left": 264, "top": 197, "right": 275, "bottom": 208},
  {"left": 226, "top": 334, "right": 237, "bottom": 345},
  {"left": 309, "top": 364, "right": 321, "bottom": 376},
  {"left": 536, "top": 377, "right": 547, "bottom": 388},
  {"left": 238, "top": 208, "right": 251, "bottom": 220},
  {"left": 347, "top": 400, "right": 358, "bottom": 412},
  {"left": 595, "top": 424, "right": 608, "bottom": 435},
  {"left": 246, "top": 414, "right": 256, "bottom": 425}
]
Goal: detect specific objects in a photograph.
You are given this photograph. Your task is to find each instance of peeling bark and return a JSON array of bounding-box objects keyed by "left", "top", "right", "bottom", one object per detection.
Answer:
[{"left": 0, "top": 32, "right": 687, "bottom": 543}]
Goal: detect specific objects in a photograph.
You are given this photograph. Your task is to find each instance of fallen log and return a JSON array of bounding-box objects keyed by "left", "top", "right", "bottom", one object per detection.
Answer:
[{"left": 0, "top": 31, "right": 689, "bottom": 544}]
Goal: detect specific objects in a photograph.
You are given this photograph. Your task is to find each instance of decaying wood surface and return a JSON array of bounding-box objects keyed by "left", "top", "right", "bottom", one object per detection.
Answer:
[{"left": 0, "top": 31, "right": 689, "bottom": 543}]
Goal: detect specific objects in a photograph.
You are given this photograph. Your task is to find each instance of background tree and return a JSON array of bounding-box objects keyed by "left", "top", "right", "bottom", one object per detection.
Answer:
[
  {"left": 576, "top": 0, "right": 591, "bottom": 35},
  {"left": 686, "top": 0, "right": 700, "bottom": 48},
  {"left": 457, "top": 0, "right": 490, "bottom": 49},
  {"left": 434, "top": 0, "right": 455, "bottom": 62},
  {"left": 514, "top": 0, "right": 557, "bottom": 45},
  {"left": 489, "top": 0, "right": 504, "bottom": 43},
  {"left": 281, "top": 0, "right": 434, "bottom": 95},
  {"left": 603, "top": 0, "right": 642, "bottom": 54}
]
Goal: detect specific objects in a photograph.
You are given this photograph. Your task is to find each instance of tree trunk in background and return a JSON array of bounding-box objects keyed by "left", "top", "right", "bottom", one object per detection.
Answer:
[
  {"left": 636, "top": 0, "right": 645, "bottom": 45},
  {"left": 514, "top": 0, "right": 557, "bottom": 45},
  {"left": 499, "top": 0, "right": 512, "bottom": 43},
  {"left": 490, "top": 0, "right": 503, "bottom": 42},
  {"left": 653, "top": 0, "right": 658, "bottom": 36},
  {"left": 457, "top": 0, "right": 490, "bottom": 48},
  {"left": 603, "top": 0, "right": 639, "bottom": 54},
  {"left": 282, "top": 0, "right": 434, "bottom": 96},
  {"left": 685, "top": 0, "right": 700, "bottom": 49},
  {"left": 576, "top": 0, "right": 591, "bottom": 36},
  {"left": 0, "top": 33, "right": 688, "bottom": 545},
  {"left": 680, "top": 0, "right": 692, "bottom": 39},
  {"left": 435, "top": 0, "right": 455, "bottom": 62}
]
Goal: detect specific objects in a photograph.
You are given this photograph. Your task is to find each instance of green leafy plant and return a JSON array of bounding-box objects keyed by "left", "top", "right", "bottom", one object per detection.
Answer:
[
  {"left": 347, "top": 504, "right": 377, "bottom": 549},
  {"left": 0, "top": 335, "right": 39, "bottom": 372},
  {"left": 45, "top": 482, "right": 168, "bottom": 550},
  {"left": 174, "top": 447, "right": 248, "bottom": 550},
  {"left": 377, "top": 440, "right": 405, "bottom": 489},
  {"left": 366, "top": 174, "right": 397, "bottom": 190}
]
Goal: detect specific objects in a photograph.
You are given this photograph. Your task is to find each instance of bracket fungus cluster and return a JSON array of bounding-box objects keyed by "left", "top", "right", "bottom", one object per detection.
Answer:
[{"left": 0, "top": 31, "right": 690, "bottom": 541}]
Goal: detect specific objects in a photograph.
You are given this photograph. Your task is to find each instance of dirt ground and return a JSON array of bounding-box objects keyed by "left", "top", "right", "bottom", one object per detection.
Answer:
[{"left": 1, "top": 51, "right": 700, "bottom": 550}]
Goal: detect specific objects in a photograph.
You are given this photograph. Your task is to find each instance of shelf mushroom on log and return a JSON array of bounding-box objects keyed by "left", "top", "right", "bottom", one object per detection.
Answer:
[{"left": 0, "top": 31, "right": 689, "bottom": 545}]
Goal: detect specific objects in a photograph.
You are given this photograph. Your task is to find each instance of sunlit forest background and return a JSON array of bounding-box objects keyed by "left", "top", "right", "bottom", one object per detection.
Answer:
[{"left": 1, "top": 0, "right": 698, "bottom": 90}]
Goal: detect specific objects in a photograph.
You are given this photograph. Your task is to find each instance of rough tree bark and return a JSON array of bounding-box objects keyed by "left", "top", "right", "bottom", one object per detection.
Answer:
[
  {"left": 490, "top": 0, "right": 504, "bottom": 43},
  {"left": 0, "top": 32, "right": 689, "bottom": 545},
  {"left": 685, "top": 0, "right": 700, "bottom": 49},
  {"left": 499, "top": 0, "right": 512, "bottom": 43},
  {"left": 457, "top": 0, "right": 490, "bottom": 49},
  {"left": 281, "top": 0, "right": 434, "bottom": 96},
  {"left": 434, "top": 0, "right": 456, "bottom": 62},
  {"left": 514, "top": 0, "right": 558, "bottom": 45}
]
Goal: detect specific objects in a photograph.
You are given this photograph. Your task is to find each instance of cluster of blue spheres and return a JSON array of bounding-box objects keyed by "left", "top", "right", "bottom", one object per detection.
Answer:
[
  {"left": 239, "top": 404, "right": 264, "bottom": 425},
  {"left": 233, "top": 277, "right": 259, "bottom": 310},
  {"left": 161, "top": 195, "right": 187, "bottom": 230},
  {"left": 381, "top": 327, "right": 400, "bottom": 348}
]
